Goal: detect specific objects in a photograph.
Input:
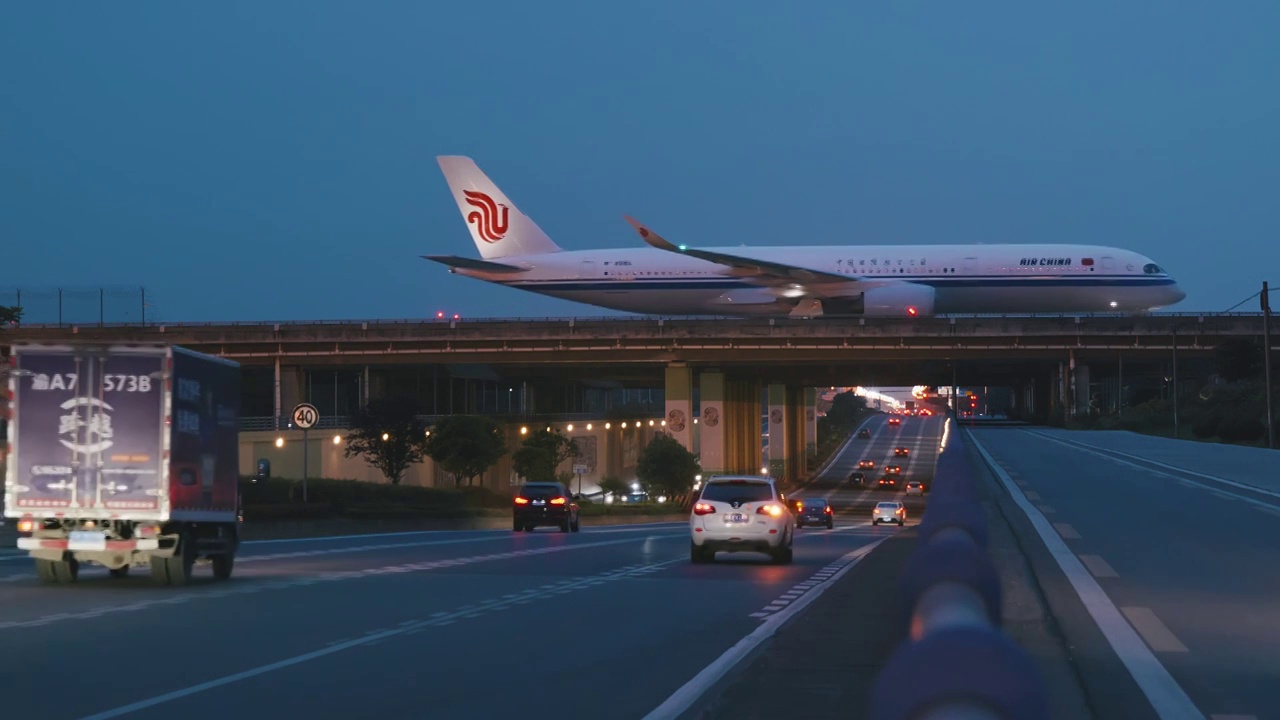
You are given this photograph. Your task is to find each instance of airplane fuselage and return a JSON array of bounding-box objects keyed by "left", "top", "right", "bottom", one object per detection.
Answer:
[{"left": 448, "top": 244, "right": 1184, "bottom": 316}]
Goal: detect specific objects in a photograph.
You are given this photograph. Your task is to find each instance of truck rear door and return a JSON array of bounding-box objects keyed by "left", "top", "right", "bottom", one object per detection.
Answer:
[{"left": 8, "top": 347, "right": 167, "bottom": 519}]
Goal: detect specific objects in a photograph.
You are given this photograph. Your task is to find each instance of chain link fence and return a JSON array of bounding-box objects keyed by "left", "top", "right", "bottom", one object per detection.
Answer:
[{"left": 0, "top": 286, "right": 153, "bottom": 326}]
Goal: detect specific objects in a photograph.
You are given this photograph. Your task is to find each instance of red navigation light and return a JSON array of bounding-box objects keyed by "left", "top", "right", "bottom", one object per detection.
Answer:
[
  {"left": 453, "top": 314, "right": 460, "bottom": 320},
  {"left": 436, "top": 311, "right": 445, "bottom": 319},
  {"left": 906, "top": 306, "right": 918, "bottom": 317}
]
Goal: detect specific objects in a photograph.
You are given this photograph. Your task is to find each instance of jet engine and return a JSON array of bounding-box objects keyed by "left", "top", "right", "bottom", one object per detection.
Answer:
[{"left": 859, "top": 283, "right": 937, "bottom": 317}]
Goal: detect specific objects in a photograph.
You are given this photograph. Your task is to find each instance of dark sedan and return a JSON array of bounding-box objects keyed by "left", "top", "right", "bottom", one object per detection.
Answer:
[
  {"left": 513, "top": 482, "right": 581, "bottom": 532},
  {"left": 795, "top": 498, "right": 834, "bottom": 529}
]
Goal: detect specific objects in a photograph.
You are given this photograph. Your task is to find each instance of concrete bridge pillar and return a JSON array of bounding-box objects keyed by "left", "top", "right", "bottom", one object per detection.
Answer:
[
  {"left": 804, "top": 387, "right": 818, "bottom": 461},
  {"left": 664, "top": 364, "right": 694, "bottom": 452},
  {"left": 697, "top": 371, "right": 726, "bottom": 476},
  {"left": 785, "top": 386, "right": 806, "bottom": 484},
  {"left": 724, "top": 379, "right": 762, "bottom": 475},
  {"left": 767, "top": 384, "right": 788, "bottom": 481},
  {"left": 1073, "top": 363, "right": 1092, "bottom": 415}
]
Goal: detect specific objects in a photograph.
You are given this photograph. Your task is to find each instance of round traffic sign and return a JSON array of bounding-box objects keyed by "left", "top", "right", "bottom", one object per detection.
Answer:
[{"left": 291, "top": 403, "right": 320, "bottom": 429}]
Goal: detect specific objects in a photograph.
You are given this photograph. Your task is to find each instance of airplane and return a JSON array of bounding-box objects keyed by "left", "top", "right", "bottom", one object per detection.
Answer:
[{"left": 425, "top": 156, "right": 1186, "bottom": 318}]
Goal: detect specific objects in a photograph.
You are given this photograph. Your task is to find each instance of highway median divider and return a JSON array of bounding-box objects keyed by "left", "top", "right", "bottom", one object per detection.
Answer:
[{"left": 869, "top": 414, "right": 1051, "bottom": 720}]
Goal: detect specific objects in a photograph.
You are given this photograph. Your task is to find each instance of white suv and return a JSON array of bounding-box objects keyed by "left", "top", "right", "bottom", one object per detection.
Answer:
[{"left": 690, "top": 475, "right": 794, "bottom": 564}]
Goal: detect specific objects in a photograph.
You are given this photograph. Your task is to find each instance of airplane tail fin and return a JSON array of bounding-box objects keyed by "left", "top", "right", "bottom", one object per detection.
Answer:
[{"left": 436, "top": 156, "right": 563, "bottom": 260}]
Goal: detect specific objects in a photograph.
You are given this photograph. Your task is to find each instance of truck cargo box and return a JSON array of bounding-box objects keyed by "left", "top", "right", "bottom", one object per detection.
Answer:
[{"left": 5, "top": 343, "right": 240, "bottom": 522}]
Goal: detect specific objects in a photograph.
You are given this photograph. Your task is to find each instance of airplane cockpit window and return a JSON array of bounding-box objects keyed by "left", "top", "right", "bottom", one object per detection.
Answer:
[{"left": 1143, "top": 263, "right": 1163, "bottom": 274}]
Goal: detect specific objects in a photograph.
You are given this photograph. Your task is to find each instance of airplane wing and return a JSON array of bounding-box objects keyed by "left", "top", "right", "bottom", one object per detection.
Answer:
[
  {"left": 622, "top": 216, "right": 860, "bottom": 285},
  {"left": 422, "top": 255, "right": 528, "bottom": 274}
]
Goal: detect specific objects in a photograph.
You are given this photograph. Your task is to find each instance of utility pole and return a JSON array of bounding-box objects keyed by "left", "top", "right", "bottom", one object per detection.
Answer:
[
  {"left": 1171, "top": 328, "right": 1179, "bottom": 440},
  {"left": 1264, "top": 282, "right": 1274, "bottom": 449}
]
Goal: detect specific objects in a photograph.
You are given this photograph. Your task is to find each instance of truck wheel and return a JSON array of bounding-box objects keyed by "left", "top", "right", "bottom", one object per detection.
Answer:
[
  {"left": 51, "top": 558, "right": 79, "bottom": 583},
  {"left": 35, "top": 559, "right": 59, "bottom": 584},
  {"left": 165, "top": 533, "right": 197, "bottom": 586},
  {"left": 211, "top": 552, "right": 234, "bottom": 581}
]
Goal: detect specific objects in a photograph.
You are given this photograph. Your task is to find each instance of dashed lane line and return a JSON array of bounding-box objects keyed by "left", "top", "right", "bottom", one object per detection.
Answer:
[
  {"left": 966, "top": 429, "right": 1204, "bottom": 719},
  {"left": 0, "top": 534, "right": 683, "bottom": 632},
  {"left": 75, "top": 556, "right": 688, "bottom": 720}
]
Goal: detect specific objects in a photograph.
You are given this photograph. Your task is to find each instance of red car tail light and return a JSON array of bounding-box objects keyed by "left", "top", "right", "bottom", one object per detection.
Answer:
[
  {"left": 824, "top": 507, "right": 832, "bottom": 514},
  {"left": 757, "top": 504, "right": 784, "bottom": 517},
  {"left": 514, "top": 497, "right": 529, "bottom": 505},
  {"left": 550, "top": 497, "right": 567, "bottom": 505},
  {"left": 693, "top": 502, "right": 716, "bottom": 516}
]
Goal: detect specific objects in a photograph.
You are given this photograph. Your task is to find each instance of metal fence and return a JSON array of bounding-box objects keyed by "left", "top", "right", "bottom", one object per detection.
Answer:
[
  {"left": 0, "top": 287, "right": 152, "bottom": 326},
  {"left": 869, "top": 415, "right": 1049, "bottom": 719}
]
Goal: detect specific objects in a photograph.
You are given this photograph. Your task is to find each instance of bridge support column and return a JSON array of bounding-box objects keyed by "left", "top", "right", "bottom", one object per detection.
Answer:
[
  {"left": 724, "top": 380, "right": 761, "bottom": 475},
  {"left": 280, "top": 366, "right": 303, "bottom": 424},
  {"left": 767, "top": 384, "right": 788, "bottom": 481},
  {"left": 786, "top": 386, "right": 806, "bottom": 484},
  {"left": 805, "top": 387, "right": 818, "bottom": 461},
  {"left": 1073, "top": 363, "right": 1092, "bottom": 416},
  {"left": 697, "top": 371, "right": 726, "bottom": 476},
  {"left": 664, "top": 364, "right": 694, "bottom": 452}
]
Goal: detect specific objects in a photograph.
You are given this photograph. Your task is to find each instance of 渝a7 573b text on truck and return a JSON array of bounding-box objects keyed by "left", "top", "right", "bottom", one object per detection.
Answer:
[{"left": 3, "top": 343, "right": 242, "bottom": 586}]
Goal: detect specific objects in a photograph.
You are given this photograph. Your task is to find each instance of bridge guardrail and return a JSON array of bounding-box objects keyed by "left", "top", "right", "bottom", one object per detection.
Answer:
[{"left": 869, "top": 415, "right": 1049, "bottom": 720}]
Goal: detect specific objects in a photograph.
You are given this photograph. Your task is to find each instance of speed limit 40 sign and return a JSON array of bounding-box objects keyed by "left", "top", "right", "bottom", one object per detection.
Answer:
[{"left": 292, "top": 403, "right": 319, "bottom": 429}]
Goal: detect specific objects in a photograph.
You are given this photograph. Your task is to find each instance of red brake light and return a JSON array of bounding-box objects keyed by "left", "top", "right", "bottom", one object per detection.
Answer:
[
  {"left": 16, "top": 515, "right": 37, "bottom": 534},
  {"left": 550, "top": 497, "right": 567, "bottom": 505},
  {"left": 907, "top": 306, "right": 918, "bottom": 316},
  {"left": 824, "top": 507, "right": 832, "bottom": 514},
  {"left": 757, "top": 504, "right": 784, "bottom": 517},
  {"left": 514, "top": 497, "right": 529, "bottom": 505},
  {"left": 693, "top": 502, "right": 716, "bottom": 516}
]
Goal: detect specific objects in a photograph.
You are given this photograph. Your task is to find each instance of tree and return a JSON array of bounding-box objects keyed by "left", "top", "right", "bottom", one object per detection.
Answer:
[
  {"left": 598, "top": 475, "right": 630, "bottom": 500},
  {"left": 1215, "top": 338, "right": 1263, "bottom": 383},
  {"left": 825, "top": 391, "right": 868, "bottom": 426},
  {"left": 512, "top": 429, "right": 580, "bottom": 483},
  {"left": 423, "top": 415, "right": 508, "bottom": 487},
  {"left": 344, "top": 396, "right": 430, "bottom": 485},
  {"left": 0, "top": 305, "right": 21, "bottom": 326},
  {"left": 636, "top": 434, "right": 700, "bottom": 497}
]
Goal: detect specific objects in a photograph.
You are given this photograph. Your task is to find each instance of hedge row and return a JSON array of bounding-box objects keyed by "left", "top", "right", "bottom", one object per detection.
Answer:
[{"left": 238, "top": 476, "right": 512, "bottom": 511}]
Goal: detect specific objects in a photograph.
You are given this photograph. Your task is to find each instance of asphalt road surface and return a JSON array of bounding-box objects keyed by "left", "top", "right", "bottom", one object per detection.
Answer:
[
  {"left": 792, "top": 412, "right": 944, "bottom": 526},
  {"left": 0, "top": 497, "right": 911, "bottom": 717},
  {"left": 969, "top": 425, "right": 1280, "bottom": 720}
]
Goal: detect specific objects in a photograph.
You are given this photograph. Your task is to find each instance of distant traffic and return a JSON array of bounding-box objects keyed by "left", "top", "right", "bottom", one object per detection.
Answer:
[{"left": 427, "top": 156, "right": 1185, "bottom": 319}]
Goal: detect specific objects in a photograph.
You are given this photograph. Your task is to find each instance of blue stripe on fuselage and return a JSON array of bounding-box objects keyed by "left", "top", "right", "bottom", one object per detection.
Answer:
[{"left": 501, "top": 276, "right": 1177, "bottom": 292}]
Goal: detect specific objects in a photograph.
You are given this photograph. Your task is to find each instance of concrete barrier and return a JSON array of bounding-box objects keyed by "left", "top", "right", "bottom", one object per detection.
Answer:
[{"left": 870, "top": 414, "right": 1049, "bottom": 720}]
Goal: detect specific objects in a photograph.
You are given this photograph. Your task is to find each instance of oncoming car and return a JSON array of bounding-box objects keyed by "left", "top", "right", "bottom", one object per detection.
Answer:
[{"left": 690, "top": 476, "right": 794, "bottom": 564}]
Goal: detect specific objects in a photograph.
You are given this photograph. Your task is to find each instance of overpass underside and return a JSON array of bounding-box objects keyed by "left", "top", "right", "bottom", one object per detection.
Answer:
[{"left": 2, "top": 314, "right": 1254, "bottom": 484}]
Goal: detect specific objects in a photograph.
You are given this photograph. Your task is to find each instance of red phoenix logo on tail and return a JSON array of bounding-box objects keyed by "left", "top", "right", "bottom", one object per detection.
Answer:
[{"left": 463, "top": 190, "right": 510, "bottom": 243}]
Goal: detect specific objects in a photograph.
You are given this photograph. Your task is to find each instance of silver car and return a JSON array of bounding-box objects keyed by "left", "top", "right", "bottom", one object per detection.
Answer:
[{"left": 873, "top": 501, "right": 906, "bottom": 526}]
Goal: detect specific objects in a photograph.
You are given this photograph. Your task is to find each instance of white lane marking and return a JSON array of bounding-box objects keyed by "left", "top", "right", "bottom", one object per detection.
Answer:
[
  {"left": 239, "top": 521, "right": 688, "bottom": 546},
  {"left": 1036, "top": 504, "right": 1057, "bottom": 515},
  {"left": 1078, "top": 554, "right": 1119, "bottom": 578},
  {"left": 966, "top": 430, "right": 1204, "bottom": 719},
  {"left": 644, "top": 538, "right": 887, "bottom": 720},
  {"left": 73, "top": 556, "right": 686, "bottom": 720},
  {"left": 1024, "top": 430, "right": 1280, "bottom": 504},
  {"left": 1255, "top": 506, "right": 1280, "bottom": 519},
  {"left": 1121, "top": 607, "right": 1189, "bottom": 653},
  {"left": 0, "top": 534, "right": 683, "bottom": 632},
  {"left": 1024, "top": 491, "right": 1042, "bottom": 501},
  {"left": 1053, "top": 523, "right": 1081, "bottom": 540}
]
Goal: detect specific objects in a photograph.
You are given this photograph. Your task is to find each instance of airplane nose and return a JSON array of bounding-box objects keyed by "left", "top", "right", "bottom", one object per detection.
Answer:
[{"left": 1167, "top": 283, "right": 1187, "bottom": 304}]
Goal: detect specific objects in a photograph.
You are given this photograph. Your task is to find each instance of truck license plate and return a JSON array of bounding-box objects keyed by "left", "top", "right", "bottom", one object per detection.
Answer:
[
  {"left": 724, "top": 513, "right": 748, "bottom": 523},
  {"left": 68, "top": 531, "right": 107, "bottom": 551}
]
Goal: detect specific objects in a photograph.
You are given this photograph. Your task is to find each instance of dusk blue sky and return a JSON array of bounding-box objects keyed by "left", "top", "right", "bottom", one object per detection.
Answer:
[{"left": 3, "top": 2, "right": 1277, "bottom": 324}]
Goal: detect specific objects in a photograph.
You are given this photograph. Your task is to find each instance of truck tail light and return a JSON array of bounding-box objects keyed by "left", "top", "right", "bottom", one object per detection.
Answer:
[{"left": 16, "top": 515, "right": 38, "bottom": 534}]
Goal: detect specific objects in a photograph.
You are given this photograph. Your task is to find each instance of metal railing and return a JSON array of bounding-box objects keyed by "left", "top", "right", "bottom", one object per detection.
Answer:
[
  {"left": 4, "top": 309, "right": 1264, "bottom": 330},
  {"left": 869, "top": 415, "right": 1049, "bottom": 719}
]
